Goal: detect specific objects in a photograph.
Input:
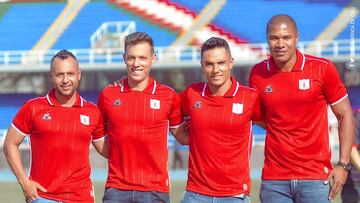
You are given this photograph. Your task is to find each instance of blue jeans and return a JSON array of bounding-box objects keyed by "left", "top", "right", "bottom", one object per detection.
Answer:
[
  {"left": 180, "top": 191, "right": 250, "bottom": 203},
  {"left": 260, "top": 180, "right": 330, "bottom": 203},
  {"left": 102, "top": 187, "right": 170, "bottom": 203},
  {"left": 31, "top": 197, "right": 62, "bottom": 203},
  {"left": 341, "top": 183, "right": 360, "bottom": 203}
]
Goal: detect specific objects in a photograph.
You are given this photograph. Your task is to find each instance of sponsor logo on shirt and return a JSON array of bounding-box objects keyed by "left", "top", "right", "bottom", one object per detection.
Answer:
[
  {"left": 193, "top": 100, "right": 202, "bottom": 109},
  {"left": 113, "top": 98, "right": 122, "bottom": 106},
  {"left": 80, "top": 115, "right": 90, "bottom": 125},
  {"left": 232, "top": 103, "right": 243, "bottom": 114},
  {"left": 265, "top": 85, "right": 272, "bottom": 93},
  {"left": 42, "top": 113, "right": 51, "bottom": 121},
  {"left": 150, "top": 99, "right": 160, "bottom": 109},
  {"left": 299, "top": 79, "right": 310, "bottom": 90}
]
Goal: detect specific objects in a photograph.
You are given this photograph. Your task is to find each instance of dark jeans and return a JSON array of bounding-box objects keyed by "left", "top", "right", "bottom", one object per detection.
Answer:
[
  {"left": 341, "top": 184, "right": 360, "bottom": 203},
  {"left": 260, "top": 180, "right": 330, "bottom": 203},
  {"left": 180, "top": 191, "right": 250, "bottom": 203},
  {"left": 102, "top": 187, "right": 170, "bottom": 203}
]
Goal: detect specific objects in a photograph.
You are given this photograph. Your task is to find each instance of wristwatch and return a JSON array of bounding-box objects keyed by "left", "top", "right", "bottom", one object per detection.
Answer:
[{"left": 337, "top": 161, "right": 352, "bottom": 171}]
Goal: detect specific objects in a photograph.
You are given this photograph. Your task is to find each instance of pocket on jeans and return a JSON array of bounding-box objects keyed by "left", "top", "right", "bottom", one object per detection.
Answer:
[
  {"left": 302, "top": 180, "right": 330, "bottom": 193},
  {"left": 151, "top": 191, "right": 170, "bottom": 203},
  {"left": 103, "top": 187, "right": 117, "bottom": 200}
]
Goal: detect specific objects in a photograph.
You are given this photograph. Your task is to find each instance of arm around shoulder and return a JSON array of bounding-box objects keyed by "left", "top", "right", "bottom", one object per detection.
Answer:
[
  {"left": 170, "top": 121, "right": 189, "bottom": 145},
  {"left": 92, "top": 135, "right": 108, "bottom": 158}
]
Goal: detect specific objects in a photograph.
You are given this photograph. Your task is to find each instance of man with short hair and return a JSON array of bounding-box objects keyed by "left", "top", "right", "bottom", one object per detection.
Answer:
[
  {"left": 98, "top": 32, "right": 187, "bottom": 203},
  {"left": 3, "top": 49, "right": 107, "bottom": 203},
  {"left": 180, "top": 37, "right": 261, "bottom": 203},
  {"left": 249, "top": 14, "right": 354, "bottom": 202}
]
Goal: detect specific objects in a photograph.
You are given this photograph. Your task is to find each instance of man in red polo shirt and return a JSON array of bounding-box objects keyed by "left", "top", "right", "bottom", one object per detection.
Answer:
[
  {"left": 3, "top": 50, "right": 107, "bottom": 203},
  {"left": 98, "top": 32, "right": 187, "bottom": 203},
  {"left": 249, "top": 14, "right": 354, "bottom": 203},
  {"left": 180, "top": 37, "right": 261, "bottom": 202}
]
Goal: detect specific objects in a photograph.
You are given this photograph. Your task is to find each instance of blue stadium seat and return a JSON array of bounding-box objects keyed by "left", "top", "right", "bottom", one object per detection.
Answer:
[
  {"left": 168, "top": 0, "right": 352, "bottom": 43},
  {"left": 336, "top": 21, "right": 360, "bottom": 41},
  {"left": 0, "top": 107, "right": 18, "bottom": 129},
  {"left": 169, "top": 0, "right": 207, "bottom": 13},
  {"left": 212, "top": 0, "right": 352, "bottom": 43},
  {"left": 0, "top": 2, "right": 65, "bottom": 50},
  {"left": 53, "top": 2, "right": 177, "bottom": 49},
  {"left": 0, "top": 1, "right": 354, "bottom": 50}
]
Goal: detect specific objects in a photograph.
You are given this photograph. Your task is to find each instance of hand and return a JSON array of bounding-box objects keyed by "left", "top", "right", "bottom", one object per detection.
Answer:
[
  {"left": 113, "top": 76, "right": 126, "bottom": 87},
  {"left": 20, "top": 178, "right": 47, "bottom": 202},
  {"left": 326, "top": 165, "right": 348, "bottom": 200}
]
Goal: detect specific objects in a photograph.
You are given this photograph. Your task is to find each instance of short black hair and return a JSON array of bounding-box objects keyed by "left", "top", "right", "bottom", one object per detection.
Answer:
[
  {"left": 124, "top": 32, "right": 154, "bottom": 54},
  {"left": 50, "top": 49, "right": 78, "bottom": 69},
  {"left": 200, "top": 37, "right": 231, "bottom": 58}
]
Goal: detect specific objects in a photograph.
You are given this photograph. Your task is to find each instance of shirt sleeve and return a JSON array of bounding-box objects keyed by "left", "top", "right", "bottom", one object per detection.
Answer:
[
  {"left": 248, "top": 66, "right": 257, "bottom": 89},
  {"left": 12, "top": 101, "right": 33, "bottom": 136},
  {"left": 92, "top": 108, "right": 106, "bottom": 141},
  {"left": 169, "top": 92, "right": 183, "bottom": 128},
  {"left": 97, "top": 90, "right": 108, "bottom": 134},
  {"left": 179, "top": 88, "right": 190, "bottom": 117},
  {"left": 323, "top": 61, "right": 348, "bottom": 105},
  {"left": 251, "top": 92, "right": 264, "bottom": 122}
]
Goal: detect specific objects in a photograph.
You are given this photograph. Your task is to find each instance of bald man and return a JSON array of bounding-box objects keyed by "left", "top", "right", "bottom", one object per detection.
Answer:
[{"left": 249, "top": 14, "right": 354, "bottom": 203}]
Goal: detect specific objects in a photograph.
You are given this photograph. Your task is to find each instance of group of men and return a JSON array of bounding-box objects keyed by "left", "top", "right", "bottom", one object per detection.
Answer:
[{"left": 3, "top": 14, "right": 357, "bottom": 203}]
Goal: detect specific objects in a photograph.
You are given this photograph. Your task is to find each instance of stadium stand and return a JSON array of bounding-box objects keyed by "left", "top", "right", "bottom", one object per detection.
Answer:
[
  {"left": 337, "top": 20, "right": 360, "bottom": 40},
  {"left": 212, "top": 0, "right": 353, "bottom": 43},
  {"left": 0, "top": 0, "right": 357, "bottom": 51},
  {"left": 0, "top": 107, "right": 18, "bottom": 129},
  {"left": 158, "top": 0, "right": 353, "bottom": 43},
  {"left": 0, "top": 3, "right": 11, "bottom": 20},
  {"left": 0, "top": 2, "right": 65, "bottom": 50},
  {"left": 53, "top": 1, "right": 177, "bottom": 49},
  {"left": 168, "top": 0, "right": 205, "bottom": 13},
  {"left": 0, "top": 93, "right": 36, "bottom": 130}
]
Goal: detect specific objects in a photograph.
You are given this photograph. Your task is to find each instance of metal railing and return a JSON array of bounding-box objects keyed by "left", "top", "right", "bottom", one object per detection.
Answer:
[
  {"left": 90, "top": 21, "right": 136, "bottom": 48},
  {"left": 0, "top": 39, "right": 359, "bottom": 70}
]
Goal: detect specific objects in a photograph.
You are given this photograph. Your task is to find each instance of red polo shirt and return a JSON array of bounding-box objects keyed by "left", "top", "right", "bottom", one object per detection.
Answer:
[
  {"left": 180, "top": 77, "right": 261, "bottom": 196},
  {"left": 249, "top": 50, "right": 347, "bottom": 180},
  {"left": 97, "top": 77, "right": 182, "bottom": 193},
  {"left": 12, "top": 89, "right": 105, "bottom": 203}
]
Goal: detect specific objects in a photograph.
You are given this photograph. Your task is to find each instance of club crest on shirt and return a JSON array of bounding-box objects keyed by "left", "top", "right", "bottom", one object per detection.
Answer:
[
  {"left": 113, "top": 98, "right": 122, "bottom": 106},
  {"left": 232, "top": 103, "right": 243, "bottom": 114},
  {"left": 80, "top": 115, "right": 90, "bottom": 125},
  {"left": 193, "top": 100, "right": 202, "bottom": 109},
  {"left": 298, "top": 79, "right": 310, "bottom": 90},
  {"left": 150, "top": 99, "right": 160, "bottom": 109},
  {"left": 265, "top": 85, "right": 273, "bottom": 93},
  {"left": 42, "top": 113, "right": 51, "bottom": 121}
]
